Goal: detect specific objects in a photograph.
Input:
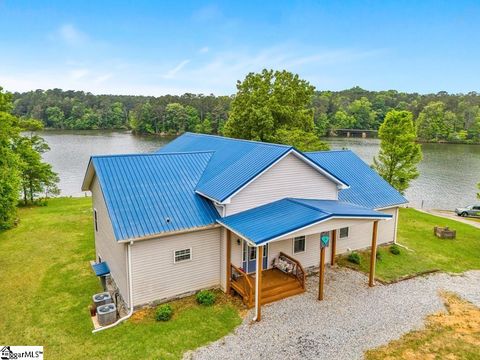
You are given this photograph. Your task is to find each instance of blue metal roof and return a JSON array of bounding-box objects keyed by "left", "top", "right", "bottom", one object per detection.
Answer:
[
  {"left": 91, "top": 261, "right": 110, "bottom": 276},
  {"left": 306, "top": 150, "right": 408, "bottom": 209},
  {"left": 158, "top": 133, "right": 347, "bottom": 202},
  {"left": 91, "top": 152, "right": 220, "bottom": 241},
  {"left": 217, "top": 198, "right": 392, "bottom": 245}
]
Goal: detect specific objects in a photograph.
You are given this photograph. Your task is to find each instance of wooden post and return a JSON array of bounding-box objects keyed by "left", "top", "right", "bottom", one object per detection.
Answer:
[
  {"left": 369, "top": 221, "right": 379, "bottom": 287},
  {"left": 330, "top": 229, "right": 337, "bottom": 266},
  {"left": 255, "top": 245, "right": 263, "bottom": 321},
  {"left": 318, "top": 245, "right": 326, "bottom": 300},
  {"left": 226, "top": 230, "right": 231, "bottom": 293}
]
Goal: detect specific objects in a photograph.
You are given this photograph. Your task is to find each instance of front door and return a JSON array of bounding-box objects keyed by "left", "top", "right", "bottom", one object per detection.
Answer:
[{"left": 242, "top": 241, "right": 268, "bottom": 273}]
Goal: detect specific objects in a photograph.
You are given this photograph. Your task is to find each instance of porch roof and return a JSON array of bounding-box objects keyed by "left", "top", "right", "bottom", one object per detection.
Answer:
[{"left": 217, "top": 198, "right": 392, "bottom": 245}]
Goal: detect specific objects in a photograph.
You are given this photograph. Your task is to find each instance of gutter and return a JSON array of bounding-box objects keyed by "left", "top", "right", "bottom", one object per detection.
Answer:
[{"left": 92, "top": 241, "right": 134, "bottom": 333}]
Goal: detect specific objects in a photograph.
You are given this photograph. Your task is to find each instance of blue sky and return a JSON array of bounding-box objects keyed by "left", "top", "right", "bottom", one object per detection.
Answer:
[{"left": 0, "top": 0, "right": 479, "bottom": 95}]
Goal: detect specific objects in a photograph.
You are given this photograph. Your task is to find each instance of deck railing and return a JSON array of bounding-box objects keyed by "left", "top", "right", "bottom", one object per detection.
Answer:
[
  {"left": 230, "top": 264, "right": 254, "bottom": 307},
  {"left": 279, "top": 252, "right": 306, "bottom": 289}
]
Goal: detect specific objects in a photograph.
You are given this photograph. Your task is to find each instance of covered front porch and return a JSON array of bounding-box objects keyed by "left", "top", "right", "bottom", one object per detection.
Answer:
[
  {"left": 218, "top": 198, "right": 392, "bottom": 321},
  {"left": 230, "top": 253, "right": 306, "bottom": 308}
]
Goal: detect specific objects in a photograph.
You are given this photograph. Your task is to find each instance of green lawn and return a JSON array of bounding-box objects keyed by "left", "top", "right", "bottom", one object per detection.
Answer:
[
  {"left": 0, "top": 198, "right": 241, "bottom": 360},
  {"left": 338, "top": 208, "right": 480, "bottom": 282}
]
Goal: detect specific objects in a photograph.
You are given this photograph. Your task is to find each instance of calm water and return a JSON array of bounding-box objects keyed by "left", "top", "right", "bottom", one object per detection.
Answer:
[{"left": 38, "top": 130, "right": 480, "bottom": 210}]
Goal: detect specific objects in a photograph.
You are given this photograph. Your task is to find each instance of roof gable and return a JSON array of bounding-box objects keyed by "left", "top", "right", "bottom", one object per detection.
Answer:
[
  {"left": 88, "top": 152, "right": 220, "bottom": 241},
  {"left": 158, "top": 133, "right": 347, "bottom": 203},
  {"left": 306, "top": 150, "right": 407, "bottom": 209}
]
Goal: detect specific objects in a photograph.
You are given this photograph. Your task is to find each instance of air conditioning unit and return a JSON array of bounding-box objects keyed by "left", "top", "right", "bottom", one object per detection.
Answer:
[
  {"left": 92, "top": 292, "right": 112, "bottom": 308},
  {"left": 97, "top": 303, "right": 117, "bottom": 326}
]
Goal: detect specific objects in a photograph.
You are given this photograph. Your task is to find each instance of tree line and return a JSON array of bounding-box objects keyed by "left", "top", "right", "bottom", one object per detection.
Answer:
[
  {"left": 11, "top": 86, "right": 480, "bottom": 143},
  {"left": 0, "top": 87, "right": 59, "bottom": 229}
]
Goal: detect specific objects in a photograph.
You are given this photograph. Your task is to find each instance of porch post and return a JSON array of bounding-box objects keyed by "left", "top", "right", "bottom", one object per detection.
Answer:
[
  {"left": 226, "top": 229, "right": 232, "bottom": 293},
  {"left": 369, "top": 221, "right": 379, "bottom": 287},
  {"left": 318, "top": 244, "right": 326, "bottom": 300},
  {"left": 254, "top": 245, "right": 263, "bottom": 321},
  {"left": 330, "top": 229, "right": 337, "bottom": 266}
]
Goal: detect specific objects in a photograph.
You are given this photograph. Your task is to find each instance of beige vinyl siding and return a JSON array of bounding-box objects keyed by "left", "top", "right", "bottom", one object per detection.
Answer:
[
  {"left": 131, "top": 228, "right": 221, "bottom": 306},
  {"left": 91, "top": 176, "right": 128, "bottom": 304},
  {"left": 225, "top": 153, "right": 338, "bottom": 216},
  {"left": 335, "top": 207, "right": 397, "bottom": 253},
  {"left": 269, "top": 234, "right": 331, "bottom": 268}
]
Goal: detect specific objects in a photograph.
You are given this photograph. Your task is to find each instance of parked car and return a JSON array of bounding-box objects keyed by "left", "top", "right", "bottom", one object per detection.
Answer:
[{"left": 455, "top": 205, "right": 480, "bottom": 217}]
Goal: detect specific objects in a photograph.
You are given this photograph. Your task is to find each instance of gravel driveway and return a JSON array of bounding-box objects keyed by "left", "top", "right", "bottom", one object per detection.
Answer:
[{"left": 186, "top": 267, "right": 480, "bottom": 360}]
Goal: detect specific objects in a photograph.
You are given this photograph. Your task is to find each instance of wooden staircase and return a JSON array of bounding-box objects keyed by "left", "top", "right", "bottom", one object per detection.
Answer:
[
  {"left": 261, "top": 275, "right": 304, "bottom": 305},
  {"left": 230, "top": 257, "right": 306, "bottom": 309}
]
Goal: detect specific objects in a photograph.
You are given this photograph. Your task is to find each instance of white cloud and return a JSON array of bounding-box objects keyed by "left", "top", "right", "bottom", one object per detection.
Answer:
[
  {"left": 94, "top": 73, "right": 113, "bottom": 84},
  {"left": 69, "top": 68, "right": 90, "bottom": 80},
  {"left": 162, "top": 59, "right": 190, "bottom": 79},
  {"left": 199, "top": 46, "right": 209, "bottom": 54},
  {"left": 58, "top": 24, "right": 87, "bottom": 45}
]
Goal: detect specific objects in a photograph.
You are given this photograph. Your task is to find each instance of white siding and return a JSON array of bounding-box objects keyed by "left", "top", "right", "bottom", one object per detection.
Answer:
[
  {"left": 225, "top": 153, "right": 338, "bottom": 216},
  {"left": 269, "top": 234, "right": 331, "bottom": 268},
  {"left": 131, "top": 228, "right": 221, "bottom": 306},
  {"left": 91, "top": 176, "right": 128, "bottom": 304},
  {"left": 335, "top": 207, "right": 398, "bottom": 253}
]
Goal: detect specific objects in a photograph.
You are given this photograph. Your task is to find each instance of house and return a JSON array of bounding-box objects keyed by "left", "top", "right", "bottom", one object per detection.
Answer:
[{"left": 82, "top": 133, "right": 407, "bottom": 321}]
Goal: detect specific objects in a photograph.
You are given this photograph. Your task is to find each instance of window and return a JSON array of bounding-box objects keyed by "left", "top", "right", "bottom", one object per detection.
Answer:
[
  {"left": 293, "top": 236, "right": 306, "bottom": 253},
  {"left": 94, "top": 209, "right": 98, "bottom": 232},
  {"left": 339, "top": 227, "right": 349, "bottom": 238},
  {"left": 174, "top": 248, "right": 192, "bottom": 263}
]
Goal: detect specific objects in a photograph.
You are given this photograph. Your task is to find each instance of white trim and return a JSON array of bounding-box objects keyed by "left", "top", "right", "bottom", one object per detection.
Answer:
[
  {"left": 292, "top": 236, "right": 306, "bottom": 254},
  {"left": 173, "top": 248, "right": 193, "bottom": 263}
]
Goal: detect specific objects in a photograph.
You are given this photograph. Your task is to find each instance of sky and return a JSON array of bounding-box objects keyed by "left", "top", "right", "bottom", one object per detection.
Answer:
[{"left": 0, "top": 0, "right": 479, "bottom": 96}]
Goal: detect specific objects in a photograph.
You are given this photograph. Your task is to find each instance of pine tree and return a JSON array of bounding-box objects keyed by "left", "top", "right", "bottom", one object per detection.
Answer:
[{"left": 373, "top": 110, "right": 422, "bottom": 194}]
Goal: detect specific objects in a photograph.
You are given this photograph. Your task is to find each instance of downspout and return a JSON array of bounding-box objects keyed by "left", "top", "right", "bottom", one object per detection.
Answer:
[{"left": 92, "top": 240, "right": 134, "bottom": 333}]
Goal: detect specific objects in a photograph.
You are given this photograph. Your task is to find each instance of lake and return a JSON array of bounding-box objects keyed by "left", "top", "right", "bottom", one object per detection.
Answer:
[{"left": 38, "top": 130, "right": 480, "bottom": 210}]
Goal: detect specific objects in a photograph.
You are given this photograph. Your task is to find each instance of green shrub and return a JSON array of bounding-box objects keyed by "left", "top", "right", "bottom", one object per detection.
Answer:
[
  {"left": 347, "top": 251, "right": 361, "bottom": 265},
  {"left": 196, "top": 290, "right": 216, "bottom": 306},
  {"left": 155, "top": 304, "right": 173, "bottom": 321},
  {"left": 390, "top": 244, "right": 401, "bottom": 255},
  {"left": 376, "top": 251, "right": 383, "bottom": 261}
]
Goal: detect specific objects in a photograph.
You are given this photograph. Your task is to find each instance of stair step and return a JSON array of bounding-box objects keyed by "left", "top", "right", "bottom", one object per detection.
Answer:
[
  {"left": 262, "top": 287, "right": 305, "bottom": 305},
  {"left": 262, "top": 277, "right": 298, "bottom": 292},
  {"left": 262, "top": 282, "right": 301, "bottom": 298}
]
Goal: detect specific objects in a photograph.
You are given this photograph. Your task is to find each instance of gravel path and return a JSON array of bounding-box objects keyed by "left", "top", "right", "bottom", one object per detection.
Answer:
[{"left": 186, "top": 268, "right": 480, "bottom": 360}]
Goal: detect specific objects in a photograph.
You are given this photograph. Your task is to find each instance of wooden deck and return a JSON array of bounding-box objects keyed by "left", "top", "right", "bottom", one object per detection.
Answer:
[{"left": 231, "top": 268, "right": 305, "bottom": 308}]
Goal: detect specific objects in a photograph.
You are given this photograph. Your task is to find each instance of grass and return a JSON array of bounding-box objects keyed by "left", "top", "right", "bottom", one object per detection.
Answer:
[
  {"left": 338, "top": 208, "right": 480, "bottom": 282},
  {"left": 0, "top": 197, "right": 242, "bottom": 360},
  {"left": 365, "top": 293, "right": 480, "bottom": 360}
]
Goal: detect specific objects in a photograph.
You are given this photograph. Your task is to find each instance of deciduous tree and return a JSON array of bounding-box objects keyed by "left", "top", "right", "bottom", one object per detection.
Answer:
[
  {"left": 224, "top": 69, "right": 328, "bottom": 150},
  {"left": 373, "top": 110, "right": 422, "bottom": 193},
  {"left": 0, "top": 87, "right": 21, "bottom": 229}
]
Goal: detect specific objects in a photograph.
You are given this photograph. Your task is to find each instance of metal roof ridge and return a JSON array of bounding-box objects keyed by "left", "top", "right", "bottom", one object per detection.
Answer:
[
  {"left": 91, "top": 150, "right": 215, "bottom": 159},
  {"left": 182, "top": 132, "right": 293, "bottom": 149},
  {"left": 285, "top": 198, "right": 334, "bottom": 215},
  {"left": 305, "top": 149, "right": 354, "bottom": 154}
]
